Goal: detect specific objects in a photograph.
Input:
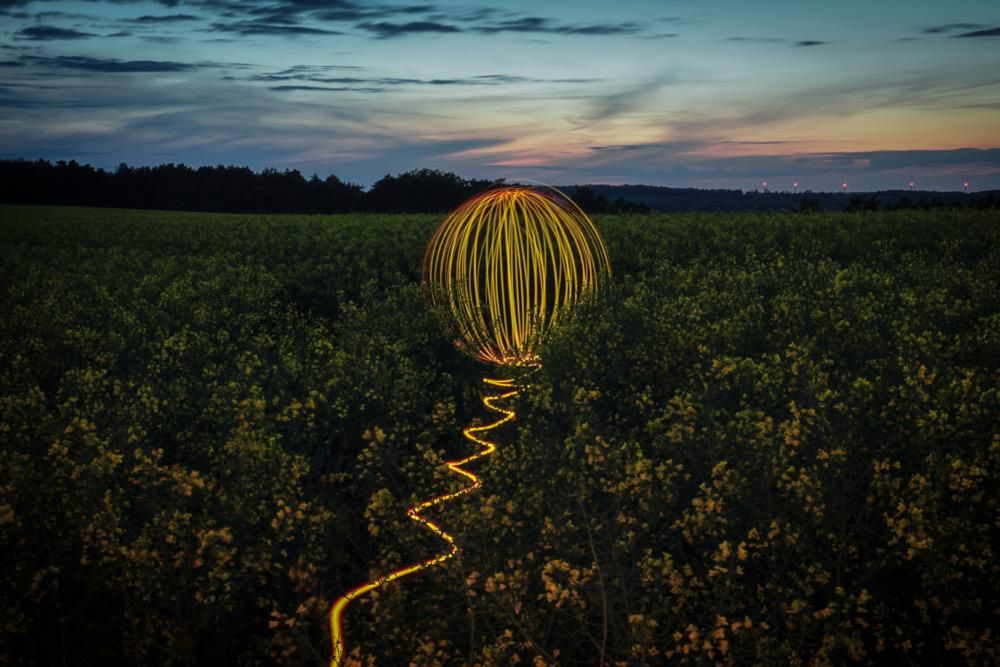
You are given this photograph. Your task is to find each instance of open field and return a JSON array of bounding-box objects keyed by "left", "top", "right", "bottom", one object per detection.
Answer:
[{"left": 2, "top": 204, "right": 999, "bottom": 665}]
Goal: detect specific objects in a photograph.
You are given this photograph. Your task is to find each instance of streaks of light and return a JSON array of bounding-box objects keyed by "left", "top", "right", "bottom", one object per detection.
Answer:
[
  {"left": 329, "top": 377, "right": 518, "bottom": 667},
  {"left": 423, "top": 186, "right": 611, "bottom": 366}
]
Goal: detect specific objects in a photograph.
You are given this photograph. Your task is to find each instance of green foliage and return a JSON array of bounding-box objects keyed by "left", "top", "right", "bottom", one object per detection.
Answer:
[{"left": 2, "top": 205, "right": 998, "bottom": 665}]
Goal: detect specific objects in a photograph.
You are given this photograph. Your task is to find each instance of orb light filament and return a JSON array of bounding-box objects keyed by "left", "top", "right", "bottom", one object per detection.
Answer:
[{"left": 423, "top": 186, "right": 611, "bottom": 366}]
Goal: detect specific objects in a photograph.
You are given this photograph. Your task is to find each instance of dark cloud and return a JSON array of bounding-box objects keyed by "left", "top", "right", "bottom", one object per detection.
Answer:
[
  {"left": 20, "top": 55, "right": 197, "bottom": 73},
  {"left": 139, "top": 0, "right": 444, "bottom": 28},
  {"left": 249, "top": 69, "right": 598, "bottom": 87},
  {"left": 565, "top": 23, "right": 641, "bottom": 35},
  {"left": 470, "top": 74, "right": 600, "bottom": 84},
  {"left": 267, "top": 65, "right": 362, "bottom": 77},
  {"left": 472, "top": 74, "right": 530, "bottom": 84},
  {"left": 475, "top": 16, "right": 545, "bottom": 33},
  {"left": 270, "top": 85, "right": 385, "bottom": 93},
  {"left": 474, "top": 16, "right": 640, "bottom": 35},
  {"left": 424, "top": 6, "right": 499, "bottom": 23},
  {"left": 355, "top": 20, "right": 460, "bottom": 38},
  {"left": 729, "top": 36, "right": 827, "bottom": 47},
  {"left": 312, "top": 3, "right": 436, "bottom": 22},
  {"left": 4, "top": 0, "right": 660, "bottom": 41},
  {"left": 727, "top": 36, "right": 784, "bottom": 43},
  {"left": 208, "top": 21, "right": 342, "bottom": 35},
  {"left": 127, "top": 14, "right": 202, "bottom": 24},
  {"left": 256, "top": 73, "right": 466, "bottom": 85},
  {"left": 923, "top": 23, "right": 987, "bottom": 34},
  {"left": 2, "top": 9, "right": 96, "bottom": 20},
  {"left": 15, "top": 26, "right": 97, "bottom": 40},
  {"left": 953, "top": 27, "right": 1000, "bottom": 38}
]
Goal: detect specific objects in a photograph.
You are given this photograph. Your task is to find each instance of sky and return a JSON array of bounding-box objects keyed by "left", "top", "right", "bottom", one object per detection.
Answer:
[{"left": 1, "top": 0, "right": 999, "bottom": 191}]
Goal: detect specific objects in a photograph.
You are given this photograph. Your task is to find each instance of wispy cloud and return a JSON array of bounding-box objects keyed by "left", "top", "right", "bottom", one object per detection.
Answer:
[
  {"left": 270, "top": 85, "right": 385, "bottom": 93},
  {"left": 923, "top": 22, "right": 987, "bottom": 34},
  {"left": 589, "top": 143, "right": 661, "bottom": 152},
  {"left": 18, "top": 55, "right": 199, "bottom": 73},
  {"left": 726, "top": 36, "right": 784, "bottom": 43},
  {"left": 728, "top": 36, "right": 828, "bottom": 47},
  {"left": 355, "top": 20, "right": 460, "bottom": 38},
  {"left": 126, "top": 14, "right": 202, "bottom": 24},
  {"left": 15, "top": 26, "right": 97, "bottom": 40},
  {"left": 208, "top": 21, "right": 342, "bottom": 36},
  {"left": 5, "top": 0, "right": 668, "bottom": 42},
  {"left": 953, "top": 27, "right": 1000, "bottom": 38},
  {"left": 584, "top": 77, "right": 674, "bottom": 121},
  {"left": 474, "top": 16, "right": 641, "bottom": 35},
  {"left": 247, "top": 68, "right": 600, "bottom": 88}
]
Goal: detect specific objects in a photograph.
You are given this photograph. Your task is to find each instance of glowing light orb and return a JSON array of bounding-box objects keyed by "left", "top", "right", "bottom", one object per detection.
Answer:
[{"left": 422, "top": 186, "right": 611, "bottom": 366}]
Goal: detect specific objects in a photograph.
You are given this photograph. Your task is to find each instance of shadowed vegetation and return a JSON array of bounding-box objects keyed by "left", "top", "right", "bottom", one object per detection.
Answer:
[{"left": 1, "top": 205, "right": 998, "bottom": 665}]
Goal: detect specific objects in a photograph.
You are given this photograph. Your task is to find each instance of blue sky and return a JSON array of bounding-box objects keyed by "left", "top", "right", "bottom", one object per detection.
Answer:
[{"left": 1, "top": 0, "right": 998, "bottom": 190}]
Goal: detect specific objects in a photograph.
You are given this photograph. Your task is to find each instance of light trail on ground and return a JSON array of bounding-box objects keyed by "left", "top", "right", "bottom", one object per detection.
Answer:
[
  {"left": 329, "top": 377, "right": 518, "bottom": 667},
  {"left": 330, "top": 185, "right": 608, "bottom": 665}
]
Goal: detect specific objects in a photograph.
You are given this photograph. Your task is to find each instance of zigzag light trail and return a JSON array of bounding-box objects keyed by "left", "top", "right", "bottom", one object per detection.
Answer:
[
  {"left": 328, "top": 186, "right": 609, "bottom": 665},
  {"left": 329, "top": 377, "right": 517, "bottom": 667}
]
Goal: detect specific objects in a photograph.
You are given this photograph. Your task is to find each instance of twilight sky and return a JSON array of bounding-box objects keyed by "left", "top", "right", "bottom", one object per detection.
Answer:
[{"left": 1, "top": 0, "right": 999, "bottom": 190}]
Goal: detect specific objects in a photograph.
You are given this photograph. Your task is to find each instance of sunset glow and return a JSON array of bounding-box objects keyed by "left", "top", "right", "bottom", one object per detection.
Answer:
[{"left": 0, "top": 0, "right": 998, "bottom": 189}]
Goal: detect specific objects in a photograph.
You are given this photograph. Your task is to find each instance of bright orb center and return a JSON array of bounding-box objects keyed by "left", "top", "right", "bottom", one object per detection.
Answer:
[{"left": 422, "top": 186, "right": 610, "bottom": 366}]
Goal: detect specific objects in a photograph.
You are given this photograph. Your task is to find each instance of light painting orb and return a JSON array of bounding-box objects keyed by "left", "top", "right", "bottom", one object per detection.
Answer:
[{"left": 422, "top": 186, "right": 611, "bottom": 366}]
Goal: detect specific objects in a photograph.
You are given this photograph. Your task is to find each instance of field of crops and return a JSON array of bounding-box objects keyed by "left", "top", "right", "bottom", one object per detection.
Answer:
[{"left": 2, "top": 203, "right": 998, "bottom": 665}]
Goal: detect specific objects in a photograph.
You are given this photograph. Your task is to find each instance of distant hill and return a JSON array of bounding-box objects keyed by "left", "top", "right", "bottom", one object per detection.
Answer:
[{"left": 564, "top": 184, "right": 1000, "bottom": 212}]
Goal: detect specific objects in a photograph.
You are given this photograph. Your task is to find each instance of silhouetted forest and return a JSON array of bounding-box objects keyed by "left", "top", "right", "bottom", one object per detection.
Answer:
[
  {"left": 578, "top": 184, "right": 999, "bottom": 213},
  {"left": 0, "top": 160, "right": 502, "bottom": 214},
  {"left": 1, "top": 158, "right": 996, "bottom": 214}
]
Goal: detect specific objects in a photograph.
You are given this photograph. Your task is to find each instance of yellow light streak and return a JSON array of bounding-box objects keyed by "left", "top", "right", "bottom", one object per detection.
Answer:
[
  {"left": 329, "top": 186, "right": 609, "bottom": 665},
  {"left": 422, "top": 186, "right": 611, "bottom": 366},
  {"left": 329, "top": 377, "right": 518, "bottom": 667}
]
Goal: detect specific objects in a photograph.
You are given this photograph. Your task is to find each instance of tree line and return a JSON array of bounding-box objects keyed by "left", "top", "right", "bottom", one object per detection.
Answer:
[
  {"left": 4, "top": 158, "right": 994, "bottom": 214},
  {"left": 0, "top": 159, "right": 649, "bottom": 215}
]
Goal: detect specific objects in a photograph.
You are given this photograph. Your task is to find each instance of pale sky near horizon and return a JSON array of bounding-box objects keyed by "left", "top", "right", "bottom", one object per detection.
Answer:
[{"left": 1, "top": 0, "right": 999, "bottom": 190}]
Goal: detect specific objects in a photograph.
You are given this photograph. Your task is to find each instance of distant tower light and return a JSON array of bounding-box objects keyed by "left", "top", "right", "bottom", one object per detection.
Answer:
[
  {"left": 762, "top": 180, "right": 768, "bottom": 191},
  {"left": 909, "top": 181, "right": 915, "bottom": 191},
  {"left": 842, "top": 182, "right": 848, "bottom": 193},
  {"left": 793, "top": 180, "right": 799, "bottom": 193},
  {"left": 963, "top": 180, "right": 969, "bottom": 193}
]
